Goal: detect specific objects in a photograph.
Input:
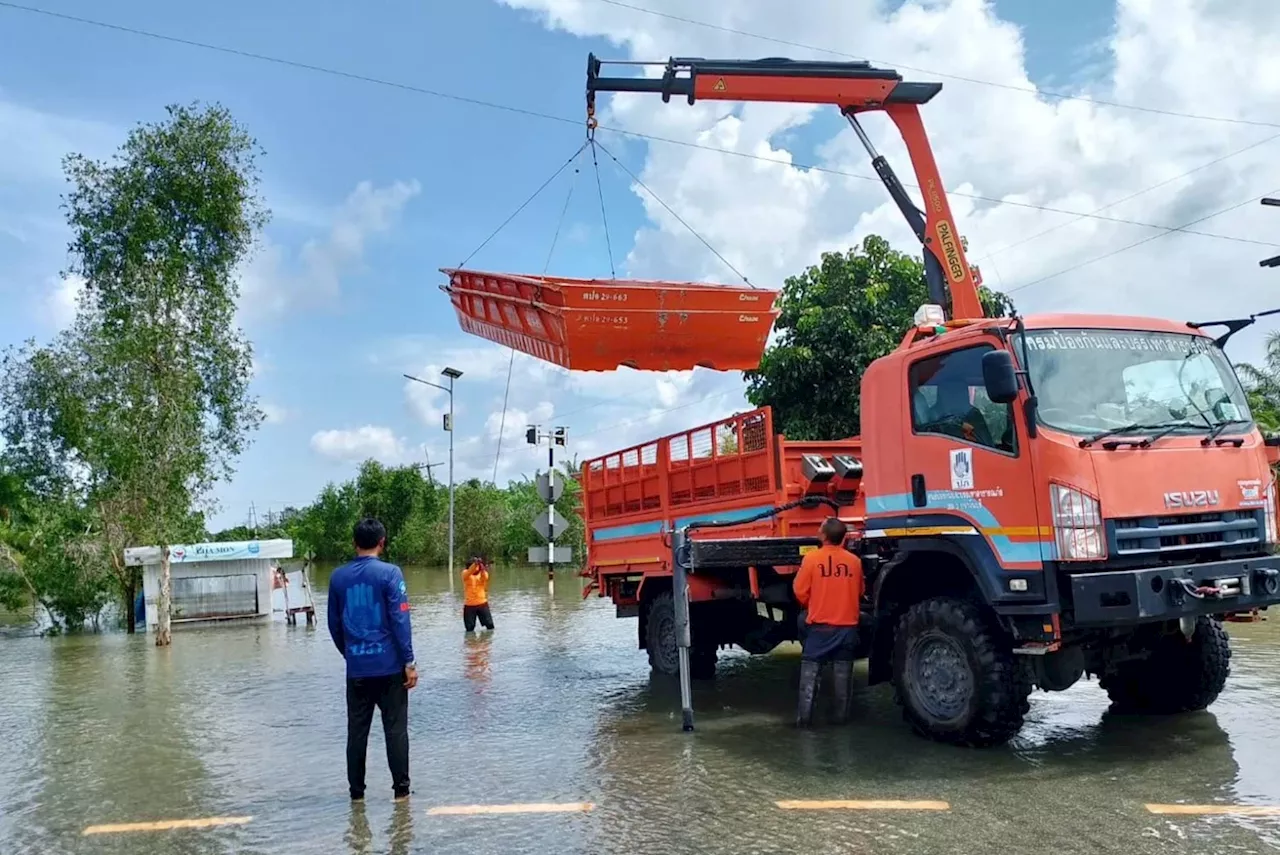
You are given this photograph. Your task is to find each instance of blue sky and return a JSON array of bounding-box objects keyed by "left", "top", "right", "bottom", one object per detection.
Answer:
[{"left": 2, "top": 0, "right": 1278, "bottom": 531}]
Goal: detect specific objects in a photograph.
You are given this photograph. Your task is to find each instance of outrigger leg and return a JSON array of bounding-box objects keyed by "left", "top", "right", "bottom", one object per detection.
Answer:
[{"left": 672, "top": 528, "right": 695, "bottom": 732}]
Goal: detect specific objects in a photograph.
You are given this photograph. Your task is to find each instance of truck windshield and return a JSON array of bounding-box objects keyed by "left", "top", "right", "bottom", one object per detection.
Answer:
[{"left": 1013, "top": 328, "right": 1252, "bottom": 436}]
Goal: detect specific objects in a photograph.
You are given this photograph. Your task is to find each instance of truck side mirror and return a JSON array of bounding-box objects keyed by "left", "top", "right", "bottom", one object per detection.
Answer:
[{"left": 982, "top": 350, "right": 1019, "bottom": 404}]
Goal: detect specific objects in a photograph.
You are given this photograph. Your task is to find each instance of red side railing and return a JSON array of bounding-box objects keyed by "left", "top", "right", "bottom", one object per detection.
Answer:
[{"left": 582, "top": 407, "right": 778, "bottom": 529}]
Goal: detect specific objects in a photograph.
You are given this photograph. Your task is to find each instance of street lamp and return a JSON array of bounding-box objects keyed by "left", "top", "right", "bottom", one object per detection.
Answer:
[{"left": 404, "top": 367, "right": 464, "bottom": 575}]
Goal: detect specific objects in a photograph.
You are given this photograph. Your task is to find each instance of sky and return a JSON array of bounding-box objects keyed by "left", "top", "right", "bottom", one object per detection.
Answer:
[{"left": 1, "top": 0, "right": 1279, "bottom": 532}]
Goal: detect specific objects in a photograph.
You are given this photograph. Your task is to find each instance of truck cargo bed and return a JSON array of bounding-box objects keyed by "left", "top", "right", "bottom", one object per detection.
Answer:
[{"left": 581, "top": 407, "right": 865, "bottom": 593}]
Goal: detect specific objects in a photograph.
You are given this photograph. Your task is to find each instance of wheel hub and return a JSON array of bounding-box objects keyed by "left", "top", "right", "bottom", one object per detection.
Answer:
[{"left": 909, "top": 632, "right": 974, "bottom": 722}]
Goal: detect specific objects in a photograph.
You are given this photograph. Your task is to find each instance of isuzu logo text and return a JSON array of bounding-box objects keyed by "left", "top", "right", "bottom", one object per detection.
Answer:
[{"left": 1164, "top": 490, "right": 1220, "bottom": 509}]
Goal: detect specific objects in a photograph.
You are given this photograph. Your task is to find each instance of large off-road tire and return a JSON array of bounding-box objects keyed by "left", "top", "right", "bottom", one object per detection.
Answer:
[
  {"left": 645, "top": 592, "right": 717, "bottom": 680},
  {"left": 1100, "top": 616, "right": 1231, "bottom": 714},
  {"left": 892, "top": 597, "right": 1032, "bottom": 747}
]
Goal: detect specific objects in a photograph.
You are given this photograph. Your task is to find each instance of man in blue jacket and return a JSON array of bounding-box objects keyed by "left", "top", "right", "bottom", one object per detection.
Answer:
[{"left": 327, "top": 518, "right": 418, "bottom": 801}]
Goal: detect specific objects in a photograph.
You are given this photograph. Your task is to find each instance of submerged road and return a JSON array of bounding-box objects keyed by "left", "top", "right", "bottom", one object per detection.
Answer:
[{"left": 2, "top": 566, "right": 1280, "bottom": 854}]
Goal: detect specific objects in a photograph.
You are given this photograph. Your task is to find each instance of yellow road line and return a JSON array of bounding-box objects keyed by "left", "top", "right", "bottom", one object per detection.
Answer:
[
  {"left": 776, "top": 799, "right": 950, "bottom": 811},
  {"left": 1146, "top": 804, "right": 1280, "bottom": 816},
  {"left": 427, "top": 802, "right": 595, "bottom": 816},
  {"left": 83, "top": 816, "right": 252, "bottom": 835}
]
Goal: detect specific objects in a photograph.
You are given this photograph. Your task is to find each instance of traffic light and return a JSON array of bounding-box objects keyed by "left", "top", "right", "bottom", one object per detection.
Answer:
[
  {"left": 526, "top": 426, "right": 538, "bottom": 445},
  {"left": 553, "top": 427, "right": 567, "bottom": 446},
  {"left": 443, "top": 414, "right": 452, "bottom": 432}
]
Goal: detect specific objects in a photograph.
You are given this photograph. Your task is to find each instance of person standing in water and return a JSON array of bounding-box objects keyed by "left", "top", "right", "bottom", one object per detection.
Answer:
[
  {"left": 462, "top": 555, "right": 495, "bottom": 632},
  {"left": 792, "top": 517, "right": 864, "bottom": 727},
  {"left": 327, "top": 518, "right": 417, "bottom": 801}
]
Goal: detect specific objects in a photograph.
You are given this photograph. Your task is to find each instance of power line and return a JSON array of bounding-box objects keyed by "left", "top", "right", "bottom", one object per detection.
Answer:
[
  {"left": 971, "top": 131, "right": 1280, "bottom": 264},
  {"left": 2, "top": 1, "right": 1276, "bottom": 252},
  {"left": 589, "top": 0, "right": 1280, "bottom": 131},
  {"left": 1008, "top": 185, "right": 1280, "bottom": 295}
]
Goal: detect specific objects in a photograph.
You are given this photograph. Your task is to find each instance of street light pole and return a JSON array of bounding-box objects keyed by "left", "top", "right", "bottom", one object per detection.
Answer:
[{"left": 404, "top": 367, "right": 464, "bottom": 576}]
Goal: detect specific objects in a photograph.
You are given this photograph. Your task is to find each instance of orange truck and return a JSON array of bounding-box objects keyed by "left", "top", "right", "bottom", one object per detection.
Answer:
[{"left": 578, "top": 55, "right": 1280, "bottom": 746}]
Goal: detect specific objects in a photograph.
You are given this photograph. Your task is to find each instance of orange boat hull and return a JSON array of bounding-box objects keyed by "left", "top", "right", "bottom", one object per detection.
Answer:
[{"left": 441, "top": 269, "right": 779, "bottom": 372}]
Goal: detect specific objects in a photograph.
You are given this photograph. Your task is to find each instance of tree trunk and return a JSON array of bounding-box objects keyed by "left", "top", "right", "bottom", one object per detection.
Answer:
[
  {"left": 124, "top": 577, "right": 137, "bottom": 634},
  {"left": 156, "top": 546, "right": 172, "bottom": 647}
]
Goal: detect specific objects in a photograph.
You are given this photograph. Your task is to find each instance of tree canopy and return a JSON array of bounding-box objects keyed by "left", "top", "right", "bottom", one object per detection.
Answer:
[
  {"left": 214, "top": 459, "right": 585, "bottom": 567},
  {"left": 745, "top": 235, "right": 1014, "bottom": 440},
  {"left": 0, "top": 102, "right": 265, "bottom": 634}
]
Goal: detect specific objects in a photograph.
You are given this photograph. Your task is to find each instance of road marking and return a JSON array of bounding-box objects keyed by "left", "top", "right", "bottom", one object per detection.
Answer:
[
  {"left": 83, "top": 816, "right": 253, "bottom": 835},
  {"left": 1146, "top": 804, "right": 1280, "bottom": 817},
  {"left": 427, "top": 802, "right": 595, "bottom": 816},
  {"left": 776, "top": 800, "right": 950, "bottom": 811}
]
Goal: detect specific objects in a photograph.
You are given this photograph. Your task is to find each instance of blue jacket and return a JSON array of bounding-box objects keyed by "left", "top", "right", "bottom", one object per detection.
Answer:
[{"left": 327, "top": 556, "right": 415, "bottom": 678}]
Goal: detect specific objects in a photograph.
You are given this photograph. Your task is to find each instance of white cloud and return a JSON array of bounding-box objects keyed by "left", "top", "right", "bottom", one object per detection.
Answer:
[
  {"left": 486, "top": 400, "right": 555, "bottom": 442},
  {"left": 0, "top": 95, "right": 118, "bottom": 186},
  {"left": 260, "top": 403, "right": 289, "bottom": 424},
  {"left": 43, "top": 273, "right": 84, "bottom": 330},
  {"left": 238, "top": 178, "right": 422, "bottom": 321},
  {"left": 310, "top": 425, "right": 411, "bottom": 464},
  {"left": 497, "top": 0, "right": 1280, "bottom": 366}
]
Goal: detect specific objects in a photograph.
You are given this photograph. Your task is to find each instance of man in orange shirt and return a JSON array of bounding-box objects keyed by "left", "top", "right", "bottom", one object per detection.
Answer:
[
  {"left": 462, "top": 555, "right": 494, "bottom": 632},
  {"left": 792, "top": 517, "right": 864, "bottom": 727}
]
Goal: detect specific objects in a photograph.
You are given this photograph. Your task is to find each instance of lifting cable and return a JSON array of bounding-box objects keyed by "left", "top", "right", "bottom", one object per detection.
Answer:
[
  {"left": 591, "top": 137, "right": 755, "bottom": 289},
  {"left": 589, "top": 138, "right": 618, "bottom": 279},
  {"left": 491, "top": 152, "right": 586, "bottom": 481},
  {"left": 473, "top": 119, "right": 760, "bottom": 484},
  {"left": 455, "top": 141, "right": 590, "bottom": 270}
]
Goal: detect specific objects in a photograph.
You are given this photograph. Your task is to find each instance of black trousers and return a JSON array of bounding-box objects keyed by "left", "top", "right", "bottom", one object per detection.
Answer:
[
  {"left": 346, "top": 674, "right": 410, "bottom": 797},
  {"left": 463, "top": 603, "right": 494, "bottom": 631},
  {"left": 797, "top": 612, "right": 859, "bottom": 662}
]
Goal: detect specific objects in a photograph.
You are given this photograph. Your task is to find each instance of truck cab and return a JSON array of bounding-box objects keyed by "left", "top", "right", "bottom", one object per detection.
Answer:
[{"left": 858, "top": 307, "right": 1280, "bottom": 744}]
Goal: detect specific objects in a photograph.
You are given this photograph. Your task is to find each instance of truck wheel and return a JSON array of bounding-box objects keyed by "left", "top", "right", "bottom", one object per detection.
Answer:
[
  {"left": 892, "top": 597, "right": 1031, "bottom": 747},
  {"left": 645, "top": 592, "right": 717, "bottom": 680},
  {"left": 1100, "top": 616, "right": 1231, "bottom": 714}
]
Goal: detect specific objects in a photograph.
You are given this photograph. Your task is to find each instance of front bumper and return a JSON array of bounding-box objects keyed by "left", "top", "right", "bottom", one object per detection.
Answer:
[{"left": 1067, "top": 555, "right": 1280, "bottom": 628}]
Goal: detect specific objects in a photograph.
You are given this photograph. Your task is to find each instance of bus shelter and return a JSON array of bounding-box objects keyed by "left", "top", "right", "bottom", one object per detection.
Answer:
[{"left": 124, "top": 539, "right": 294, "bottom": 633}]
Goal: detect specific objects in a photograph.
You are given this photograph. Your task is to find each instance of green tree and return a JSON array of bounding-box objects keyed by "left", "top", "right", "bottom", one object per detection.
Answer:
[
  {"left": 1237, "top": 330, "right": 1280, "bottom": 434},
  {"left": 1, "top": 102, "right": 266, "bottom": 640},
  {"left": 745, "top": 235, "right": 1014, "bottom": 440}
]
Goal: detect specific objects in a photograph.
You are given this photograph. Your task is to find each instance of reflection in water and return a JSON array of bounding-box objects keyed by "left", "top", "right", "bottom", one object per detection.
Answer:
[
  {"left": 2, "top": 566, "right": 1280, "bottom": 854},
  {"left": 344, "top": 802, "right": 371, "bottom": 855},
  {"left": 464, "top": 632, "right": 493, "bottom": 691},
  {"left": 387, "top": 800, "right": 413, "bottom": 855}
]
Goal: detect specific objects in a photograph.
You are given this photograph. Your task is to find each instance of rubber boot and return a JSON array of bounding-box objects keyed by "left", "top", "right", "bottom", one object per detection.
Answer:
[
  {"left": 830, "top": 659, "right": 854, "bottom": 725},
  {"left": 795, "top": 660, "right": 821, "bottom": 728}
]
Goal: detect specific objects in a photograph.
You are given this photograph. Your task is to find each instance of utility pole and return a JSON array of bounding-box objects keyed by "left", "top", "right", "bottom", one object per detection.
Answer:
[
  {"left": 526, "top": 425, "right": 571, "bottom": 583},
  {"left": 405, "top": 367, "right": 464, "bottom": 575},
  {"left": 1262, "top": 198, "right": 1280, "bottom": 269}
]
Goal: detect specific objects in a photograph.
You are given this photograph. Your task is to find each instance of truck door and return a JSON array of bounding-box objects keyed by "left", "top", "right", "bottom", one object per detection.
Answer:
[{"left": 903, "top": 342, "right": 1044, "bottom": 575}]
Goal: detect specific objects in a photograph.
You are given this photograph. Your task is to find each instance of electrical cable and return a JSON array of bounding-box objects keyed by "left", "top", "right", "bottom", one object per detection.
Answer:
[
  {"left": 1008, "top": 185, "right": 1280, "bottom": 295},
  {"left": 971, "top": 131, "right": 1280, "bottom": 264},
  {"left": 589, "top": 0, "right": 1280, "bottom": 131},
  {"left": 3, "top": 1, "right": 1268, "bottom": 249}
]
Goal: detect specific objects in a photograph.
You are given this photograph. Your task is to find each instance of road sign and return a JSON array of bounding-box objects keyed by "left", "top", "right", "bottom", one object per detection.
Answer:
[
  {"left": 535, "top": 469, "right": 564, "bottom": 503},
  {"left": 528, "top": 545, "right": 574, "bottom": 564},
  {"left": 531, "top": 506, "right": 570, "bottom": 541}
]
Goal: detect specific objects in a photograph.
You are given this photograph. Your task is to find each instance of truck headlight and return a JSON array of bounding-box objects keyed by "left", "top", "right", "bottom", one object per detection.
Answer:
[
  {"left": 1266, "top": 478, "right": 1277, "bottom": 544},
  {"left": 1050, "top": 483, "right": 1106, "bottom": 561}
]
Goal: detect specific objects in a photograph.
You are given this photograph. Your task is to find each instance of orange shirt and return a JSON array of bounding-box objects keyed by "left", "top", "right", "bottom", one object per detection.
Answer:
[
  {"left": 462, "top": 564, "right": 489, "bottom": 606},
  {"left": 793, "top": 545, "right": 863, "bottom": 626}
]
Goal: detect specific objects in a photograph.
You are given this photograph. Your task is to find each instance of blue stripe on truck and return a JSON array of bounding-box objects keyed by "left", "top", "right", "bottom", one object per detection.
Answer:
[{"left": 591, "top": 504, "right": 777, "bottom": 542}]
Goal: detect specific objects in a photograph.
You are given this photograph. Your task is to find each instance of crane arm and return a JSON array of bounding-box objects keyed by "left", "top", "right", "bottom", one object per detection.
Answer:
[{"left": 586, "top": 55, "right": 985, "bottom": 320}]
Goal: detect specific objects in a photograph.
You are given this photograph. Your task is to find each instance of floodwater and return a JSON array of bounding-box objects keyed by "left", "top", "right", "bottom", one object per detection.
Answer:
[{"left": 3, "top": 566, "right": 1280, "bottom": 854}]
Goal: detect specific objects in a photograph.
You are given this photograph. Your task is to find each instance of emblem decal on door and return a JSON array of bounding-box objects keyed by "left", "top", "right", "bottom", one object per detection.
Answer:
[{"left": 949, "top": 447, "right": 974, "bottom": 491}]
